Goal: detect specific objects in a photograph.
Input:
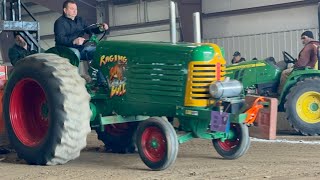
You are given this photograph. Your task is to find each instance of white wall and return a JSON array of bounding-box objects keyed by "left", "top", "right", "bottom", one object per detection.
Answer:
[
  {"left": 202, "top": 0, "right": 318, "bottom": 63},
  {"left": 203, "top": 0, "right": 303, "bottom": 14},
  {"left": 203, "top": 5, "right": 317, "bottom": 38},
  {"left": 109, "top": 0, "right": 169, "bottom": 26},
  {"left": 108, "top": 0, "right": 177, "bottom": 42}
]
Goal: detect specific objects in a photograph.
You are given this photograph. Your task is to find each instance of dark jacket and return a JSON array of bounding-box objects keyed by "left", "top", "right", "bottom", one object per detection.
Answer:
[
  {"left": 8, "top": 44, "right": 36, "bottom": 66},
  {"left": 231, "top": 57, "right": 246, "bottom": 64},
  {"left": 54, "top": 15, "right": 101, "bottom": 50},
  {"left": 295, "top": 41, "right": 320, "bottom": 68}
]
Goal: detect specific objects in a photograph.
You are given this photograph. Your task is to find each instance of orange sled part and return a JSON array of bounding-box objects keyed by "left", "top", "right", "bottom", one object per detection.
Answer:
[{"left": 244, "top": 97, "right": 266, "bottom": 124}]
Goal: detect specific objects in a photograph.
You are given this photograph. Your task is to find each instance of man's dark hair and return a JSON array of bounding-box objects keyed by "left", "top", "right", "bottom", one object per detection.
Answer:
[{"left": 63, "top": 0, "right": 76, "bottom": 9}]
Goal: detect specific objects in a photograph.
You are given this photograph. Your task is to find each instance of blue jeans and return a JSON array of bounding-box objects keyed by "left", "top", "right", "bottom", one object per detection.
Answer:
[
  {"left": 69, "top": 46, "right": 106, "bottom": 85},
  {"left": 69, "top": 46, "right": 96, "bottom": 61}
]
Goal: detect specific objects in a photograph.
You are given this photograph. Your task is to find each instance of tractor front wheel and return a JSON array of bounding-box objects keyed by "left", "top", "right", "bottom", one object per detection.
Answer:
[
  {"left": 136, "top": 117, "right": 178, "bottom": 171},
  {"left": 285, "top": 77, "right": 320, "bottom": 135},
  {"left": 212, "top": 123, "right": 250, "bottom": 159}
]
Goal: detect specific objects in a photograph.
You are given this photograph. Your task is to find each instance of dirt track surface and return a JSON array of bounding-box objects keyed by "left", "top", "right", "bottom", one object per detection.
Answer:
[{"left": 1, "top": 132, "right": 320, "bottom": 180}]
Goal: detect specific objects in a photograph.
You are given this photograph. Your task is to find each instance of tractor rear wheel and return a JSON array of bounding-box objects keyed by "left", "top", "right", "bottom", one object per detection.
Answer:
[
  {"left": 136, "top": 117, "right": 178, "bottom": 171},
  {"left": 96, "top": 122, "right": 137, "bottom": 153},
  {"left": 3, "top": 53, "right": 91, "bottom": 165},
  {"left": 285, "top": 77, "right": 320, "bottom": 135},
  {"left": 212, "top": 123, "right": 250, "bottom": 159}
]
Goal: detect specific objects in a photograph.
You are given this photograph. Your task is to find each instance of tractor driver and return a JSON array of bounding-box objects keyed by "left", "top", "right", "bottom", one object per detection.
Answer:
[
  {"left": 54, "top": 0, "right": 109, "bottom": 61},
  {"left": 278, "top": 31, "right": 320, "bottom": 94}
]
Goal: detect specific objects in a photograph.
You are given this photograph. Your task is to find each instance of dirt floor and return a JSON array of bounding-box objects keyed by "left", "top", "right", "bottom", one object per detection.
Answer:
[{"left": 1, "top": 132, "right": 320, "bottom": 180}]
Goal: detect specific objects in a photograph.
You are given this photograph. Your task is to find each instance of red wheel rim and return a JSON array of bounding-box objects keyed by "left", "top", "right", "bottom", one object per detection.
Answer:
[
  {"left": 141, "top": 127, "right": 166, "bottom": 163},
  {"left": 104, "top": 123, "right": 129, "bottom": 136},
  {"left": 217, "top": 125, "right": 240, "bottom": 151},
  {"left": 9, "top": 78, "right": 49, "bottom": 147}
]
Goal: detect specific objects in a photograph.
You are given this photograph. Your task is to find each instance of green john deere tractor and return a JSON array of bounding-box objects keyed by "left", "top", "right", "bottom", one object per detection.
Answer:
[
  {"left": 3, "top": 24, "right": 252, "bottom": 170},
  {"left": 226, "top": 51, "right": 320, "bottom": 135}
]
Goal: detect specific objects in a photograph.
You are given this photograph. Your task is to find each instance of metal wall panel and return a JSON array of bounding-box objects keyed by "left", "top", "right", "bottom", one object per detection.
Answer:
[
  {"left": 110, "top": 0, "right": 169, "bottom": 26},
  {"left": 108, "top": 0, "right": 174, "bottom": 40},
  {"left": 203, "top": 4, "right": 317, "bottom": 38},
  {"left": 205, "top": 28, "right": 319, "bottom": 64},
  {"left": 113, "top": 4, "right": 139, "bottom": 26},
  {"left": 202, "top": 0, "right": 303, "bottom": 14},
  {"left": 146, "top": 0, "right": 169, "bottom": 21}
]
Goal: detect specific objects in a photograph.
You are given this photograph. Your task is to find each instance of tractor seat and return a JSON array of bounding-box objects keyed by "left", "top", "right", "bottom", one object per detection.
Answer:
[
  {"left": 275, "top": 61, "right": 287, "bottom": 71},
  {"left": 45, "top": 46, "right": 91, "bottom": 82}
]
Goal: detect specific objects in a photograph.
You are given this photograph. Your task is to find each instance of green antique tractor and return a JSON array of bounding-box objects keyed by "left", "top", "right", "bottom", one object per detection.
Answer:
[
  {"left": 226, "top": 52, "right": 320, "bottom": 135},
  {"left": 3, "top": 25, "right": 252, "bottom": 170}
]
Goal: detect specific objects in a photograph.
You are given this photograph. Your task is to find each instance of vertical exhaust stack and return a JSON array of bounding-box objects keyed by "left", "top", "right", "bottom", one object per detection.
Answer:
[
  {"left": 193, "top": 12, "right": 201, "bottom": 43},
  {"left": 318, "top": 2, "right": 320, "bottom": 41},
  {"left": 2, "top": 0, "right": 7, "bottom": 21},
  {"left": 170, "top": 1, "right": 177, "bottom": 44},
  {"left": 317, "top": 2, "right": 320, "bottom": 70}
]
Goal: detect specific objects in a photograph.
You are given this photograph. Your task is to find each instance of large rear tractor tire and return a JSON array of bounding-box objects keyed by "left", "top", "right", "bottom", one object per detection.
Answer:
[
  {"left": 3, "top": 53, "right": 91, "bottom": 165},
  {"left": 96, "top": 122, "right": 138, "bottom": 153},
  {"left": 136, "top": 117, "right": 178, "bottom": 171},
  {"left": 212, "top": 123, "right": 250, "bottom": 159},
  {"left": 284, "top": 77, "right": 320, "bottom": 135}
]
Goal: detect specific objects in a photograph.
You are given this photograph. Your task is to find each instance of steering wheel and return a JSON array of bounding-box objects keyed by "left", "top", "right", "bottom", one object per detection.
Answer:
[
  {"left": 282, "top": 51, "right": 296, "bottom": 64},
  {"left": 82, "top": 23, "right": 108, "bottom": 45}
]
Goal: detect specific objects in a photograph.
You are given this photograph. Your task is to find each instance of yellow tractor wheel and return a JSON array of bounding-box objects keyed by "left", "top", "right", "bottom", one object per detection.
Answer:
[{"left": 285, "top": 77, "right": 320, "bottom": 135}]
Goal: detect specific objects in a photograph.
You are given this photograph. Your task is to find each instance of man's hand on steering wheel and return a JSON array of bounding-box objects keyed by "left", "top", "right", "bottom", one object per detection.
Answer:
[
  {"left": 73, "top": 37, "right": 86, "bottom": 46},
  {"left": 282, "top": 51, "right": 297, "bottom": 64},
  {"left": 99, "top": 23, "right": 109, "bottom": 31},
  {"left": 81, "top": 23, "right": 109, "bottom": 45}
]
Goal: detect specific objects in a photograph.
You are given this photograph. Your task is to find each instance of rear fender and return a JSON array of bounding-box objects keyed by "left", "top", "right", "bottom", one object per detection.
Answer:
[
  {"left": 279, "top": 69, "right": 320, "bottom": 110},
  {"left": 45, "top": 46, "right": 80, "bottom": 67}
]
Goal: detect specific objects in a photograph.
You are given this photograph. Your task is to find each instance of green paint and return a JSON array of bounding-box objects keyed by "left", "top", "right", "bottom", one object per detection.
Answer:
[
  {"left": 88, "top": 40, "right": 221, "bottom": 120},
  {"left": 226, "top": 60, "right": 320, "bottom": 110},
  {"left": 226, "top": 60, "right": 281, "bottom": 89},
  {"left": 310, "top": 103, "right": 319, "bottom": 111},
  {"left": 151, "top": 140, "right": 159, "bottom": 148},
  {"left": 279, "top": 69, "right": 320, "bottom": 103},
  {"left": 175, "top": 105, "right": 246, "bottom": 141},
  {"left": 220, "top": 47, "right": 225, "bottom": 59},
  {"left": 191, "top": 45, "right": 214, "bottom": 61},
  {"left": 89, "top": 103, "right": 97, "bottom": 122},
  {"left": 227, "top": 129, "right": 236, "bottom": 140},
  {"left": 50, "top": 39, "right": 248, "bottom": 144},
  {"left": 45, "top": 46, "right": 80, "bottom": 66},
  {"left": 100, "top": 115, "right": 149, "bottom": 126},
  {"left": 178, "top": 133, "right": 194, "bottom": 144}
]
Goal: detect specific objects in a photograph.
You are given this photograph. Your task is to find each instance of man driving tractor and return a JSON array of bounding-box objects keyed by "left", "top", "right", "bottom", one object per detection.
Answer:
[
  {"left": 54, "top": 0, "right": 109, "bottom": 84},
  {"left": 278, "top": 31, "right": 320, "bottom": 93},
  {"left": 54, "top": 0, "right": 109, "bottom": 60}
]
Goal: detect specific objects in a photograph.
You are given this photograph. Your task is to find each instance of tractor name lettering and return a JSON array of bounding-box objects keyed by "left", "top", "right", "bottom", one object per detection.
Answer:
[
  {"left": 100, "top": 55, "right": 127, "bottom": 66},
  {"left": 110, "top": 83, "right": 126, "bottom": 97}
]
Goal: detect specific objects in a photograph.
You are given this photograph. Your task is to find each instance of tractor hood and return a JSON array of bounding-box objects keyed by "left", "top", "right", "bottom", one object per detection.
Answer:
[{"left": 226, "top": 59, "right": 282, "bottom": 91}]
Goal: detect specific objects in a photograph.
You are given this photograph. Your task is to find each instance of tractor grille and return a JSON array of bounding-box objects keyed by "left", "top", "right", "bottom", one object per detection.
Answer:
[
  {"left": 185, "top": 62, "right": 225, "bottom": 107},
  {"left": 125, "top": 62, "right": 186, "bottom": 105}
]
